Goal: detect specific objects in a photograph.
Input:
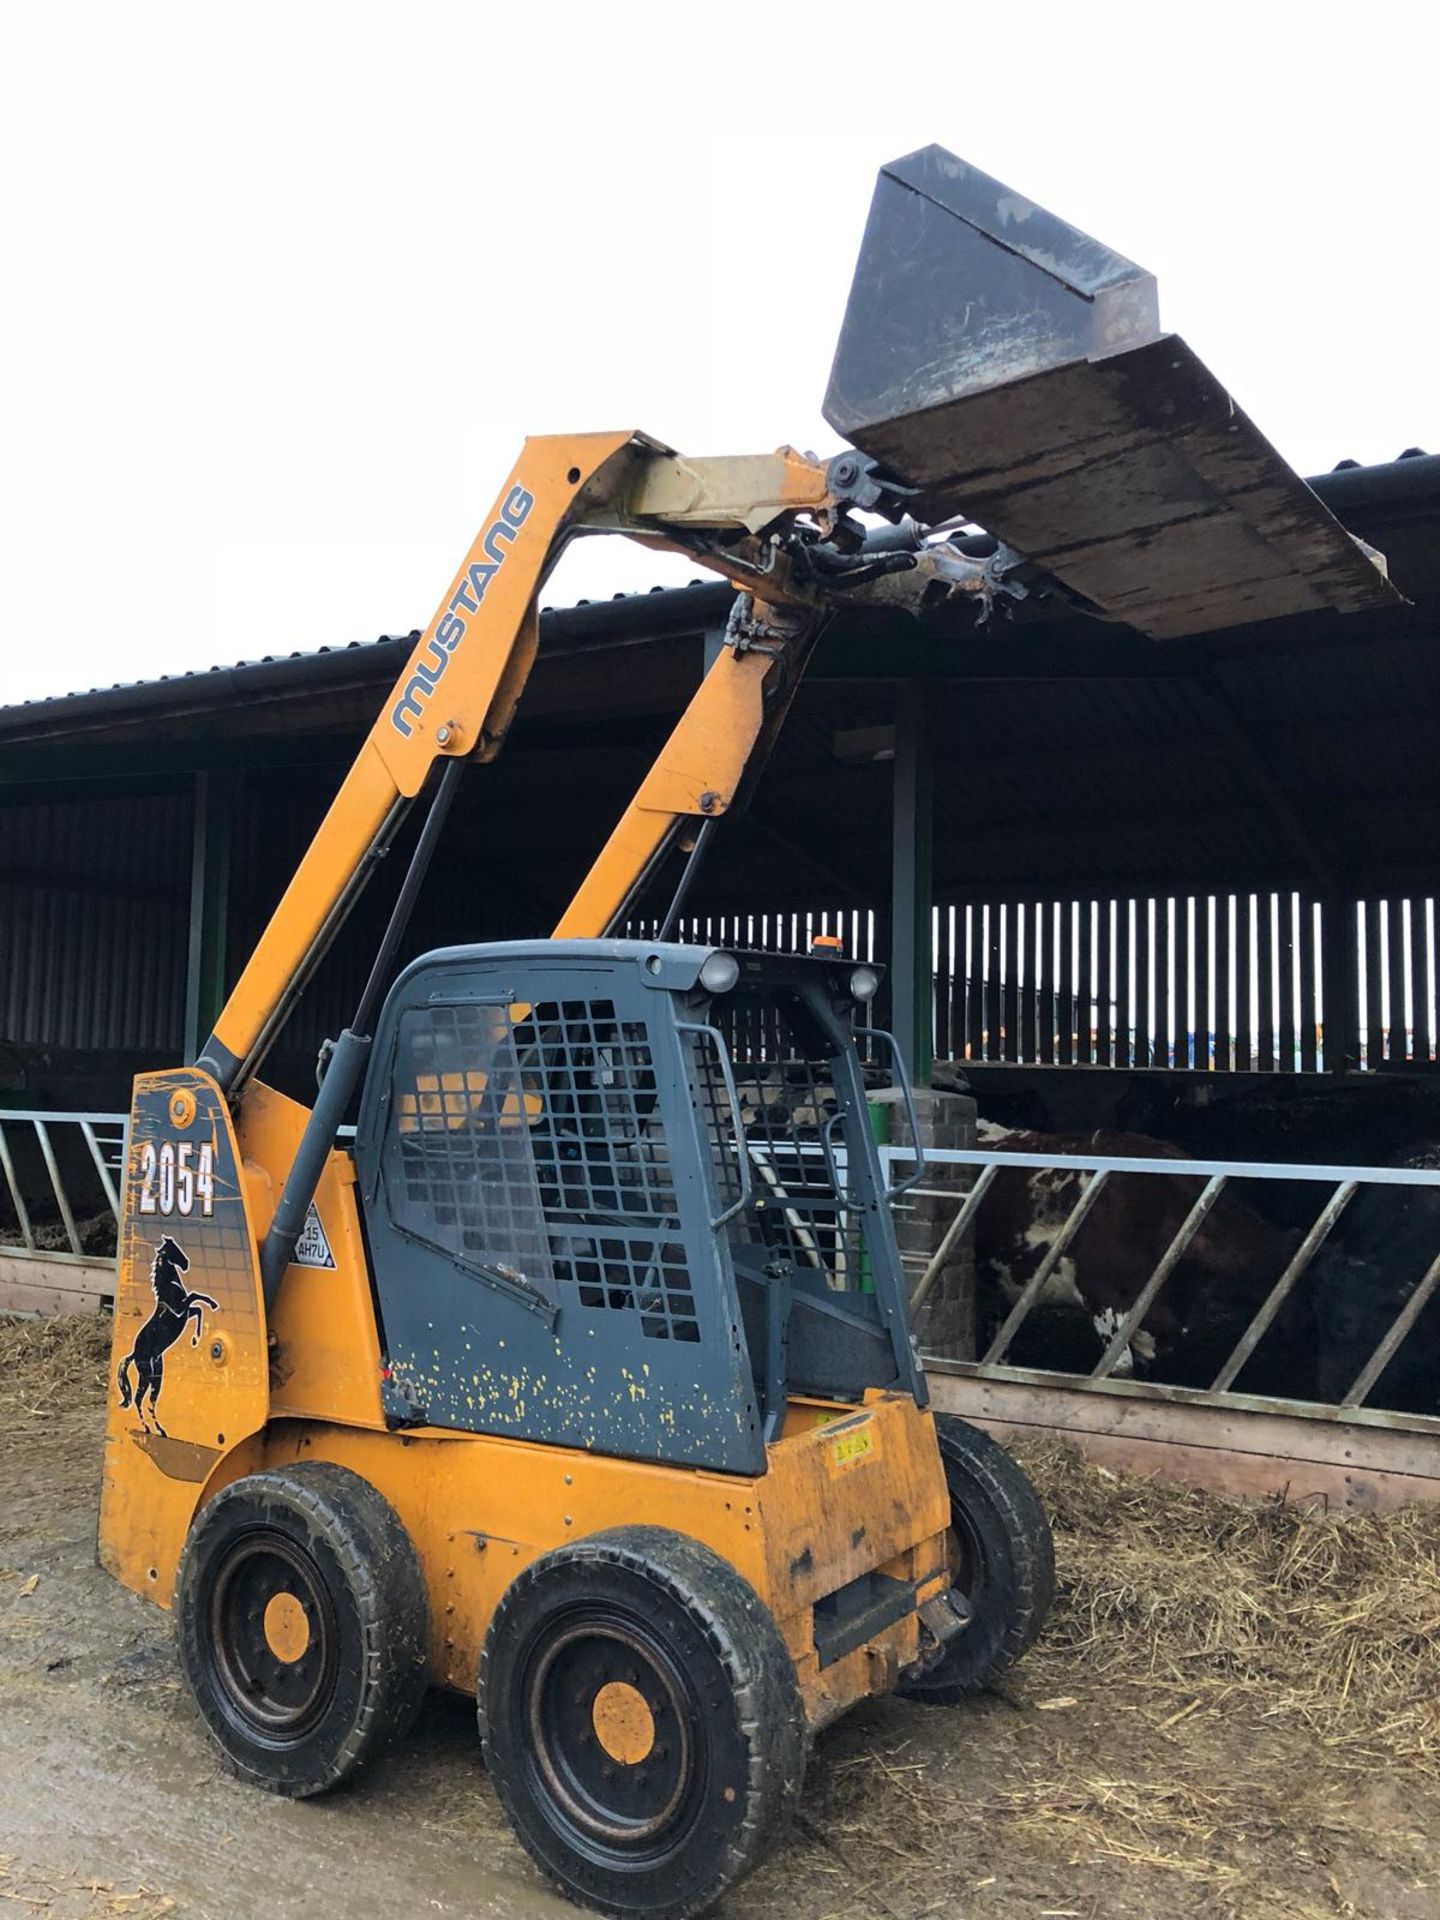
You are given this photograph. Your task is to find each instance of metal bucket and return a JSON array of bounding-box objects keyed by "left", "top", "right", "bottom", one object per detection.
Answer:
[{"left": 824, "top": 147, "right": 1398, "bottom": 639}]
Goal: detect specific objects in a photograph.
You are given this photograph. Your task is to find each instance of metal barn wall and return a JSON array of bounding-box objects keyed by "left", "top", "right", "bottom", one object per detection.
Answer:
[
  {"left": 937, "top": 892, "right": 1440, "bottom": 1074},
  {"left": 0, "top": 790, "right": 190, "bottom": 1056},
  {"left": 633, "top": 895, "right": 1440, "bottom": 1079},
  {"left": 3, "top": 796, "right": 1436, "bottom": 1102}
]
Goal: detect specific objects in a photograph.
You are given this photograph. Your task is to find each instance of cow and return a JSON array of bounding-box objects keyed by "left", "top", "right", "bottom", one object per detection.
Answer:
[
  {"left": 971, "top": 1123, "right": 1301, "bottom": 1389},
  {"left": 1308, "top": 1145, "right": 1440, "bottom": 1418}
]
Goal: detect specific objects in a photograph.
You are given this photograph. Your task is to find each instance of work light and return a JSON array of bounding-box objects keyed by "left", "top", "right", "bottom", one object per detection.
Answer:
[{"left": 699, "top": 951, "right": 740, "bottom": 994}]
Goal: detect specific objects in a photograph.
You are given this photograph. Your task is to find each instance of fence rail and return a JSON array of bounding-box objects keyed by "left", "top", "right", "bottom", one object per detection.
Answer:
[{"left": 882, "top": 1142, "right": 1440, "bottom": 1434}]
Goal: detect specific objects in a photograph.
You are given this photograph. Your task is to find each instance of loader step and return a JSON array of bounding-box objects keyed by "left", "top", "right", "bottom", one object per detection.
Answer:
[{"left": 812, "top": 1568, "right": 916, "bottom": 1669}]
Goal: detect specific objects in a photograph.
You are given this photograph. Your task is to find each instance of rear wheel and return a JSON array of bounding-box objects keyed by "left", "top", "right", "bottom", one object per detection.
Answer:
[
  {"left": 901, "top": 1416, "right": 1054, "bottom": 1702},
  {"left": 479, "top": 1526, "right": 805, "bottom": 1920},
  {"left": 175, "top": 1462, "right": 429, "bottom": 1796}
]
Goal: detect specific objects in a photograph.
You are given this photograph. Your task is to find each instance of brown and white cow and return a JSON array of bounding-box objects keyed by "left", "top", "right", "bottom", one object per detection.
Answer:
[{"left": 971, "top": 1123, "right": 1296, "bottom": 1384}]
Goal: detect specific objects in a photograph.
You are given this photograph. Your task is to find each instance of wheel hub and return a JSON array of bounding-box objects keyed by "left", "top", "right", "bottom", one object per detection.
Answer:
[
  {"left": 263, "top": 1590, "right": 313, "bottom": 1664},
  {"left": 526, "top": 1615, "right": 695, "bottom": 1853},
  {"left": 591, "top": 1680, "right": 656, "bottom": 1766},
  {"left": 948, "top": 1503, "right": 987, "bottom": 1606},
  {"left": 207, "top": 1531, "right": 339, "bottom": 1742}
]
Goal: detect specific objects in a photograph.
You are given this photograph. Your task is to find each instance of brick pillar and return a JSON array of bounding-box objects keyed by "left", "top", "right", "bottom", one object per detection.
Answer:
[{"left": 869, "top": 1087, "right": 977, "bottom": 1360}]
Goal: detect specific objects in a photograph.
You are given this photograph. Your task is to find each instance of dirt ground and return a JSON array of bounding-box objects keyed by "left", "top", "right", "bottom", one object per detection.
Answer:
[{"left": 3, "top": 1318, "right": 1439, "bottom": 1920}]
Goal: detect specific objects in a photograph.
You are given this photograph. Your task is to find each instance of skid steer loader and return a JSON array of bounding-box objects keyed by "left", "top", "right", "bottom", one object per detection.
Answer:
[{"left": 100, "top": 146, "right": 1392, "bottom": 1918}]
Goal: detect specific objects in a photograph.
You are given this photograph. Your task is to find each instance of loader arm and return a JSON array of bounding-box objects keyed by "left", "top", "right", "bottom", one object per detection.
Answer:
[{"left": 198, "top": 432, "right": 841, "bottom": 1095}]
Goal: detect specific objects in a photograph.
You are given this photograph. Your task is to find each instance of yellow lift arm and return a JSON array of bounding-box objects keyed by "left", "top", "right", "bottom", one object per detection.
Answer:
[
  {"left": 189, "top": 426, "right": 1021, "bottom": 1298},
  {"left": 198, "top": 432, "right": 850, "bottom": 1096}
]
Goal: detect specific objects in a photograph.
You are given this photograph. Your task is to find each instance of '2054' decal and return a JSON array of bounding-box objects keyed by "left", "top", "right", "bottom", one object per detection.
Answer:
[{"left": 137, "top": 1140, "right": 215, "bottom": 1219}]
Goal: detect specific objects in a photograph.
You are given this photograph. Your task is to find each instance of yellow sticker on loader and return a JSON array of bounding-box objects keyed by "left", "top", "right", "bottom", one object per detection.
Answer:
[{"left": 830, "top": 1424, "right": 875, "bottom": 1471}]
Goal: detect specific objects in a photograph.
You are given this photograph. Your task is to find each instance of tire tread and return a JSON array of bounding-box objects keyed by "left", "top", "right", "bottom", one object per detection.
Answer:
[
  {"left": 900, "top": 1416, "right": 1055, "bottom": 1703},
  {"left": 175, "top": 1462, "right": 428, "bottom": 1797},
  {"left": 480, "top": 1525, "right": 805, "bottom": 1920}
]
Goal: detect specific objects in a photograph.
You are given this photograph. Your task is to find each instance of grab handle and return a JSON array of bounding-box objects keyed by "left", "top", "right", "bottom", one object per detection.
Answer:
[
  {"left": 677, "top": 1022, "right": 754, "bottom": 1229},
  {"left": 820, "top": 1109, "right": 846, "bottom": 1195},
  {"left": 867, "top": 1028, "right": 927, "bottom": 1199}
]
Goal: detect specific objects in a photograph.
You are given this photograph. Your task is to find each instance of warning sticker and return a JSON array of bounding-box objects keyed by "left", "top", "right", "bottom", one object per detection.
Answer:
[
  {"left": 830, "top": 1425, "right": 875, "bottom": 1471},
  {"left": 292, "top": 1203, "right": 336, "bottom": 1270}
]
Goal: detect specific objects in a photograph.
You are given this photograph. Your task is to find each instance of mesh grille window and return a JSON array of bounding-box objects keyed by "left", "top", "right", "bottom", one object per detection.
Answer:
[
  {"left": 385, "top": 993, "right": 697, "bottom": 1341},
  {"left": 703, "top": 994, "right": 868, "bottom": 1290},
  {"left": 388, "top": 1000, "right": 556, "bottom": 1297},
  {"left": 552, "top": 1234, "right": 698, "bottom": 1342},
  {"left": 513, "top": 999, "right": 697, "bottom": 1341},
  {"left": 513, "top": 999, "right": 676, "bottom": 1220}
]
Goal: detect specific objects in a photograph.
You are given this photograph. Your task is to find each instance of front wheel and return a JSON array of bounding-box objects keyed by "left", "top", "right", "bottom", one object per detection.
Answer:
[
  {"left": 901, "top": 1416, "right": 1054, "bottom": 1702},
  {"left": 174, "top": 1463, "right": 429, "bottom": 1796},
  {"left": 479, "top": 1526, "right": 805, "bottom": 1920}
]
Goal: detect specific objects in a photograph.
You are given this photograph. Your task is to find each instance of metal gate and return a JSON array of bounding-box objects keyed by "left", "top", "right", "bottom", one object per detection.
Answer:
[
  {"left": 0, "top": 1110, "right": 125, "bottom": 1312},
  {"left": 883, "top": 1141, "right": 1440, "bottom": 1422},
  {"left": 879, "top": 1141, "right": 1440, "bottom": 1507}
]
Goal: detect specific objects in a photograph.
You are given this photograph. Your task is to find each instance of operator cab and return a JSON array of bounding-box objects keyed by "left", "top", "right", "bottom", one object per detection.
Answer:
[{"left": 353, "top": 939, "right": 926, "bottom": 1476}]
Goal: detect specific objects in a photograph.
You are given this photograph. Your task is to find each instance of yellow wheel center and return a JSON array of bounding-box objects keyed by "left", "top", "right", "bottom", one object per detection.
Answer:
[
  {"left": 591, "top": 1681, "right": 655, "bottom": 1765},
  {"left": 262, "top": 1591, "right": 311, "bottom": 1664}
]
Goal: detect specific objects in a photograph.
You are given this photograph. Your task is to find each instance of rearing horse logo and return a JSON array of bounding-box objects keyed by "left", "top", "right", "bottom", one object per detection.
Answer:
[{"left": 116, "top": 1235, "right": 218, "bottom": 1438}]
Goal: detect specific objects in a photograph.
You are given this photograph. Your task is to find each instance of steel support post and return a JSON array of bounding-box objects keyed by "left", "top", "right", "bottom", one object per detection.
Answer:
[
  {"left": 1321, "top": 894, "right": 1358, "bottom": 1072},
  {"left": 184, "top": 770, "right": 235, "bottom": 1065},
  {"left": 890, "top": 680, "right": 934, "bottom": 1086}
]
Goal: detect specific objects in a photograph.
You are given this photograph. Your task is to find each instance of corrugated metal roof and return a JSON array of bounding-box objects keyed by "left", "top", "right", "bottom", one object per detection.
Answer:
[
  {"left": 1, "top": 452, "right": 1436, "bottom": 927},
  {"left": 1, "top": 631, "right": 422, "bottom": 714},
  {"left": 0, "top": 582, "right": 727, "bottom": 733},
  {"left": 1, "top": 453, "right": 1431, "bottom": 734}
]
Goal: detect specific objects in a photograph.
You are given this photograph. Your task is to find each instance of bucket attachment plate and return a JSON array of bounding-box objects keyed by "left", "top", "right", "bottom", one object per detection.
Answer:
[{"left": 824, "top": 146, "right": 1401, "bottom": 639}]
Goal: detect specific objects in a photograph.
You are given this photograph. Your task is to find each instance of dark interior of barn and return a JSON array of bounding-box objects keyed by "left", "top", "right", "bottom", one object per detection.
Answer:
[
  {"left": 2, "top": 445, "right": 1438, "bottom": 1450},
  {"left": 3, "top": 451, "right": 1436, "bottom": 1144}
]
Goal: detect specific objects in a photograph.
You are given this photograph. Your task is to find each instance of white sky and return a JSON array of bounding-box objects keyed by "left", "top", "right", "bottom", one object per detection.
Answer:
[{"left": 2, "top": 0, "right": 1436, "bottom": 709}]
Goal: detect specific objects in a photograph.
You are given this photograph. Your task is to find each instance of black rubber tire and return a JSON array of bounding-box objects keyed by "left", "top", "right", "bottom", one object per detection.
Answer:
[
  {"left": 175, "top": 1462, "right": 429, "bottom": 1797},
  {"left": 479, "top": 1526, "right": 806, "bottom": 1920},
  {"left": 899, "top": 1416, "right": 1055, "bottom": 1703}
]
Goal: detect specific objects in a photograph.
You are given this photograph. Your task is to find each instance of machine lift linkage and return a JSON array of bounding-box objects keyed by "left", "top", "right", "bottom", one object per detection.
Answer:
[{"left": 103, "top": 141, "right": 1388, "bottom": 1917}]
